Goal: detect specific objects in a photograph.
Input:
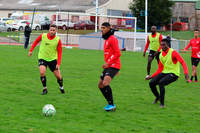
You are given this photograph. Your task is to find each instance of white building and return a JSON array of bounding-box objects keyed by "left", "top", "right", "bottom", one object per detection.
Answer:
[{"left": 86, "top": 0, "right": 133, "bottom": 16}]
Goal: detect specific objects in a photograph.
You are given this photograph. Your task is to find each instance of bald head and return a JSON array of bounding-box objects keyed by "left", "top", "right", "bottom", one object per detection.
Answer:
[{"left": 151, "top": 26, "right": 157, "bottom": 35}]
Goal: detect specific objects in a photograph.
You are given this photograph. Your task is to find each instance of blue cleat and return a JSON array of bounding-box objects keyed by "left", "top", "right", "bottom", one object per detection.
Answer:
[{"left": 104, "top": 104, "right": 116, "bottom": 111}]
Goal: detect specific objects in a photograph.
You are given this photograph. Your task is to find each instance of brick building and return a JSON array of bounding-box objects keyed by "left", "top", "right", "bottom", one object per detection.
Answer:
[{"left": 172, "top": 0, "right": 200, "bottom": 30}]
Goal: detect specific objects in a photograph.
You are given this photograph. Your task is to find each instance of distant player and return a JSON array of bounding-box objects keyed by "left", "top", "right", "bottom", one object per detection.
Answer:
[
  {"left": 184, "top": 29, "right": 200, "bottom": 82},
  {"left": 143, "top": 26, "right": 163, "bottom": 77},
  {"left": 146, "top": 39, "right": 189, "bottom": 108},
  {"left": 28, "top": 24, "right": 65, "bottom": 95},
  {"left": 24, "top": 22, "right": 32, "bottom": 49},
  {"left": 98, "top": 22, "right": 121, "bottom": 111}
]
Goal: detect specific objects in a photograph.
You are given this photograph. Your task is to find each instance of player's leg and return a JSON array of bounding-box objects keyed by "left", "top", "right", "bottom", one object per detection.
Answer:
[
  {"left": 155, "top": 52, "right": 160, "bottom": 64},
  {"left": 49, "top": 60, "right": 65, "bottom": 94},
  {"left": 98, "top": 69, "right": 113, "bottom": 107},
  {"left": 158, "top": 73, "right": 178, "bottom": 108},
  {"left": 192, "top": 65, "right": 197, "bottom": 81},
  {"left": 189, "top": 58, "right": 198, "bottom": 82},
  {"left": 39, "top": 59, "right": 48, "bottom": 95},
  {"left": 98, "top": 78, "right": 109, "bottom": 103},
  {"left": 194, "top": 59, "right": 199, "bottom": 82},
  {"left": 98, "top": 68, "right": 119, "bottom": 111},
  {"left": 24, "top": 36, "right": 30, "bottom": 49},
  {"left": 147, "top": 50, "right": 155, "bottom": 75},
  {"left": 149, "top": 73, "right": 165, "bottom": 104},
  {"left": 53, "top": 69, "right": 65, "bottom": 94}
]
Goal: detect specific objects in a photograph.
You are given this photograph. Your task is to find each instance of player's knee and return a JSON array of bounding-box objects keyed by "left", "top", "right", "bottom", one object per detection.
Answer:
[
  {"left": 40, "top": 72, "right": 45, "bottom": 77},
  {"left": 149, "top": 80, "right": 155, "bottom": 87},
  {"left": 192, "top": 66, "right": 196, "bottom": 70},
  {"left": 103, "top": 81, "right": 109, "bottom": 87},
  {"left": 158, "top": 81, "right": 165, "bottom": 88},
  {"left": 98, "top": 83, "right": 103, "bottom": 89}
]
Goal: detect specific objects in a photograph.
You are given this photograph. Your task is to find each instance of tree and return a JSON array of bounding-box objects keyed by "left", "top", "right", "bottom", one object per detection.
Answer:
[{"left": 129, "top": 0, "right": 174, "bottom": 30}]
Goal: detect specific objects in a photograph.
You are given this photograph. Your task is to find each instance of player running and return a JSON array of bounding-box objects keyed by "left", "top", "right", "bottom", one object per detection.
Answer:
[
  {"left": 28, "top": 24, "right": 65, "bottom": 95},
  {"left": 98, "top": 22, "right": 121, "bottom": 111},
  {"left": 143, "top": 26, "right": 163, "bottom": 78},
  {"left": 146, "top": 39, "right": 189, "bottom": 108},
  {"left": 184, "top": 29, "right": 200, "bottom": 83}
]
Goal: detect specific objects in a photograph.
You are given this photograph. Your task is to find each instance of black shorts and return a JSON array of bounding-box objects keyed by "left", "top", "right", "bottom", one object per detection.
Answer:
[
  {"left": 148, "top": 50, "right": 160, "bottom": 63},
  {"left": 38, "top": 59, "right": 58, "bottom": 72},
  {"left": 191, "top": 57, "right": 200, "bottom": 67},
  {"left": 148, "top": 50, "right": 160, "bottom": 58},
  {"left": 100, "top": 67, "right": 119, "bottom": 80}
]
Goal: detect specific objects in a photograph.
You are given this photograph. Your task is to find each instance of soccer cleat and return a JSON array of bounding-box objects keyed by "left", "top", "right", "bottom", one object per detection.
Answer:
[
  {"left": 60, "top": 88, "right": 65, "bottom": 94},
  {"left": 187, "top": 80, "right": 192, "bottom": 83},
  {"left": 59, "top": 86, "right": 65, "bottom": 94},
  {"left": 104, "top": 104, "right": 116, "bottom": 112},
  {"left": 160, "top": 104, "right": 165, "bottom": 108},
  {"left": 41, "top": 89, "right": 48, "bottom": 95},
  {"left": 194, "top": 80, "right": 198, "bottom": 83},
  {"left": 153, "top": 98, "right": 160, "bottom": 104},
  {"left": 145, "top": 75, "right": 151, "bottom": 79}
]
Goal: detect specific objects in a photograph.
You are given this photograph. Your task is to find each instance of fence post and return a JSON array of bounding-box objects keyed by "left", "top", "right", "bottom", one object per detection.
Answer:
[
  {"left": 99, "top": 37, "right": 102, "bottom": 50},
  {"left": 122, "top": 38, "right": 125, "bottom": 49}
]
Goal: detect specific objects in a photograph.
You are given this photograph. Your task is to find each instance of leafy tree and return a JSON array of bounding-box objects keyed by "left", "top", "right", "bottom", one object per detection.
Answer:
[{"left": 129, "top": 0, "right": 174, "bottom": 30}]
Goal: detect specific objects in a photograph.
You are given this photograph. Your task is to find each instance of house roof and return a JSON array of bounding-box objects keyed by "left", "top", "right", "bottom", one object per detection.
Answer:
[{"left": 0, "top": 0, "right": 109, "bottom": 12}]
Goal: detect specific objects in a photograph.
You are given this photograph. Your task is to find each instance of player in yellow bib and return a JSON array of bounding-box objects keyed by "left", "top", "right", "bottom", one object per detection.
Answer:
[
  {"left": 146, "top": 39, "right": 189, "bottom": 108},
  {"left": 28, "top": 25, "right": 65, "bottom": 95},
  {"left": 143, "top": 26, "right": 163, "bottom": 78}
]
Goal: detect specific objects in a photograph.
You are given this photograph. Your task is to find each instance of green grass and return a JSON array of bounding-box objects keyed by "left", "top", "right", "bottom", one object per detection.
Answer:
[
  {"left": 0, "top": 46, "right": 200, "bottom": 133},
  {"left": 160, "top": 31, "right": 194, "bottom": 40}
]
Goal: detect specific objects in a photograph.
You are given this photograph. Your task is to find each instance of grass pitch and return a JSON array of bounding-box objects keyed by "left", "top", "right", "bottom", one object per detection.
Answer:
[{"left": 0, "top": 45, "right": 199, "bottom": 133}]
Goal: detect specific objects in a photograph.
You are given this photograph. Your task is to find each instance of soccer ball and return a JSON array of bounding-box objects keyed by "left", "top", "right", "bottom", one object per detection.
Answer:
[{"left": 42, "top": 104, "right": 56, "bottom": 116}]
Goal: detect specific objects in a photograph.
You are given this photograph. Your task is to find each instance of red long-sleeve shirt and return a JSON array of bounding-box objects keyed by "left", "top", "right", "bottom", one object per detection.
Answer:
[
  {"left": 29, "top": 33, "right": 62, "bottom": 66},
  {"left": 144, "top": 32, "right": 162, "bottom": 53},
  {"left": 104, "top": 35, "right": 121, "bottom": 69},
  {"left": 152, "top": 48, "right": 188, "bottom": 78},
  {"left": 184, "top": 38, "right": 200, "bottom": 58}
]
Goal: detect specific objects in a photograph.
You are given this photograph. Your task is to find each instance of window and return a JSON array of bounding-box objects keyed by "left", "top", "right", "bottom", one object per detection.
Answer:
[{"left": 179, "top": 17, "right": 189, "bottom": 23}]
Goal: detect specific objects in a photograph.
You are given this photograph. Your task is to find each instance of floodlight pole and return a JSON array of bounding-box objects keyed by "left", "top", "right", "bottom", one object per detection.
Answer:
[
  {"left": 31, "top": 8, "right": 36, "bottom": 30},
  {"left": 145, "top": 0, "right": 148, "bottom": 39},
  {"left": 95, "top": 0, "right": 98, "bottom": 32}
]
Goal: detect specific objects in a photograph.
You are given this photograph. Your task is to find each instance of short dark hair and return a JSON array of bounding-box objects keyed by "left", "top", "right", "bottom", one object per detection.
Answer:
[
  {"left": 194, "top": 28, "right": 199, "bottom": 32},
  {"left": 50, "top": 24, "right": 57, "bottom": 29},
  {"left": 101, "top": 22, "right": 111, "bottom": 27},
  {"left": 161, "top": 38, "right": 170, "bottom": 46}
]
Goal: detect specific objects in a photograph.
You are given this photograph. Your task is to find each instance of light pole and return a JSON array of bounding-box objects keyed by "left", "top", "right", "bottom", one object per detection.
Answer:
[
  {"left": 95, "top": 0, "right": 98, "bottom": 32},
  {"left": 145, "top": 0, "right": 148, "bottom": 37}
]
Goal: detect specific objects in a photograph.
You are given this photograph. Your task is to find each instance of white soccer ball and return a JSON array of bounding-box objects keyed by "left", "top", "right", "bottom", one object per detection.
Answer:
[{"left": 42, "top": 104, "right": 56, "bottom": 116}]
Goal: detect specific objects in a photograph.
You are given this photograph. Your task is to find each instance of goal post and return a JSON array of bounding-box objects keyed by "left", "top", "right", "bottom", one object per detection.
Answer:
[{"left": 55, "top": 11, "right": 137, "bottom": 51}]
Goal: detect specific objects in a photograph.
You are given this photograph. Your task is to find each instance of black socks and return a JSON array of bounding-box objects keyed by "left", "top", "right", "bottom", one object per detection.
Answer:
[
  {"left": 100, "top": 85, "right": 114, "bottom": 105},
  {"left": 191, "top": 76, "right": 198, "bottom": 81},
  {"left": 57, "top": 78, "right": 63, "bottom": 88},
  {"left": 40, "top": 76, "right": 47, "bottom": 88},
  {"left": 195, "top": 76, "right": 198, "bottom": 81}
]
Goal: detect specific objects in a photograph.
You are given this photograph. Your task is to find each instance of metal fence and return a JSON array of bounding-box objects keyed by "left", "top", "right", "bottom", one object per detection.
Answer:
[
  {"left": 18, "top": 33, "right": 80, "bottom": 46},
  {"left": 2, "top": 33, "right": 190, "bottom": 53}
]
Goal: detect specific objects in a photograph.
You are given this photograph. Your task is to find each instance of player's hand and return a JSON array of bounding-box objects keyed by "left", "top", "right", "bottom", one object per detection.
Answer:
[
  {"left": 102, "top": 63, "right": 109, "bottom": 69},
  {"left": 28, "top": 52, "right": 32, "bottom": 56},
  {"left": 145, "top": 75, "right": 152, "bottom": 80},
  {"left": 143, "top": 52, "right": 146, "bottom": 57},
  {"left": 185, "top": 74, "right": 189, "bottom": 81}
]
